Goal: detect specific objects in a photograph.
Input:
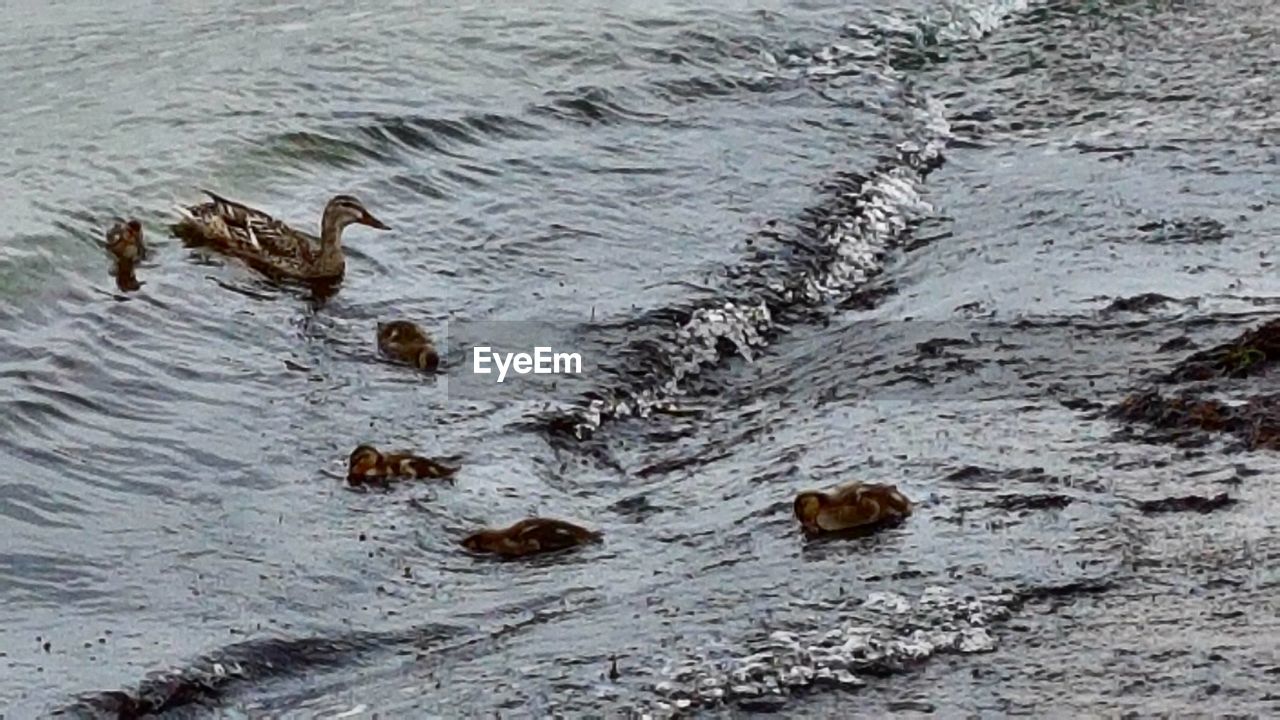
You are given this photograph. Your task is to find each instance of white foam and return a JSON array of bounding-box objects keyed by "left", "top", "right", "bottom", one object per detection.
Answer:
[
  {"left": 636, "top": 586, "right": 1014, "bottom": 717},
  {"left": 553, "top": 0, "right": 1043, "bottom": 438}
]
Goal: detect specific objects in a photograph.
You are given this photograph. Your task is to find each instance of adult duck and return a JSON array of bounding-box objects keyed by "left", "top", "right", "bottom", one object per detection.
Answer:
[{"left": 172, "top": 191, "right": 388, "bottom": 282}]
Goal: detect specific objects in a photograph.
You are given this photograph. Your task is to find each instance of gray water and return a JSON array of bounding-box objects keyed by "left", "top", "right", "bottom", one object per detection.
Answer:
[{"left": 1, "top": 0, "right": 1278, "bottom": 716}]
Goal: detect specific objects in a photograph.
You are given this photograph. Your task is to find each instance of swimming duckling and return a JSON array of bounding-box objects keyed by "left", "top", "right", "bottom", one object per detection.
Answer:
[
  {"left": 461, "top": 518, "right": 602, "bottom": 558},
  {"left": 793, "top": 482, "right": 912, "bottom": 536},
  {"left": 346, "top": 444, "right": 458, "bottom": 487},
  {"left": 105, "top": 219, "right": 145, "bottom": 292},
  {"left": 376, "top": 320, "right": 439, "bottom": 371},
  {"left": 106, "top": 219, "right": 146, "bottom": 263}
]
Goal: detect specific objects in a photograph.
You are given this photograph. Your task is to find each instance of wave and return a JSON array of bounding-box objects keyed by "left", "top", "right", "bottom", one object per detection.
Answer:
[
  {"left": 534, "top": 1, "right": 1053, "bottom": 440},
  {"left": 633, "top": 579, "right": 1112, "bottom": 716},
  {"left": 52, "top": 628, "right": 455, "bottom": 719},
  {"left": 540, "top": 88, "right": 946, "bottom": 440},
  {"left": 50, "top": 587, "right": 600, "bottom": 717},
  {"left": 233, "top": 3, "right": 1046, "bottom": 179}
]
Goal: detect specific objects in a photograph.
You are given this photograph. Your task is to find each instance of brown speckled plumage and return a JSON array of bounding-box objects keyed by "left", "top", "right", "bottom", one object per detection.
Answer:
[
  {"left": 376, "top": 320, "right": 439, "bottom": 371},
  {"left": 105, "top": 219, "right": 145, "bottom": 292},
  {"left": 346, "top": 444, "right": 458, "bottom": 486},
  {"left": 106, "top": 219, "right": 145, "bottom": 263},
  {"left": 172, "top": 191, "right": 387, "bottom": 281},
  {"left": 793, "top": 482, "right": 912, "bottom": 536},
  {"left": 461, "top": 518, "right": 602, "bottom": 558}
]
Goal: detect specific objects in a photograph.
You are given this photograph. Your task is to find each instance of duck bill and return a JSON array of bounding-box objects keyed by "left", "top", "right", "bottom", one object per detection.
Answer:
[{"left": 361, "top": 211, "right": 390, "bottom": 230}]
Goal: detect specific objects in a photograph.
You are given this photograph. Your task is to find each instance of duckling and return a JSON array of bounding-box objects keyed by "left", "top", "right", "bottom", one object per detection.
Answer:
[
  {"left": 106, "top": 219, "right": 146, "bottom": 263},
  {"left": 376, "top": 320, "right": 439, "bottom": 371},
  {"left": 105, "top": 219, "right": 145, "bottom": 291},
  {"left": 793, "top": 482, "right": 912, "bottom": 536},
  {"left": 346, "top": 444, "right": 458, "bottom": 487},
  {"left": 461, "top": 518, "right": 602, "bottom": 558}
]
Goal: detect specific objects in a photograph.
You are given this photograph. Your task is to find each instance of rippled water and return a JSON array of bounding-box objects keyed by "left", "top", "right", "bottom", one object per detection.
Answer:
[{"left": 2, "top": 0, "right": 1278, "bottom": 716}]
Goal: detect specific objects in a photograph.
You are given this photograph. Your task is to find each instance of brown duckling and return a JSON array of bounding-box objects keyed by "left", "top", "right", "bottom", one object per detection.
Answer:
[
  {"left": 106, "top": 219, "right": 145, "bottom": 291},
  {"left": 346, "top": 444, "right": 458, "bottom": 487},
  {"left": 793, "top": 482, "right": 912, "bottom": 536},
  {"left": 461, "top": 518, "right": 602, "bottom": 558},
  {"left": 106, "top": 219, "right": 146, "bottom": 263},
  {"left": 376, "top": 320, "right": 439, "bottom": 371}
]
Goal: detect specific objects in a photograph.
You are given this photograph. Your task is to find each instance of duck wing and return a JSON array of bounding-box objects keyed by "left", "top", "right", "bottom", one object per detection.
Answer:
[
  {"left": 174, "top": 191, "right": 319, "bottom": 271},
  {"left": 818, "top": 501, "right": 881, "bottom": 530},
  {"left": 515, "top": 519, "right": 600, "bottom": 549}
]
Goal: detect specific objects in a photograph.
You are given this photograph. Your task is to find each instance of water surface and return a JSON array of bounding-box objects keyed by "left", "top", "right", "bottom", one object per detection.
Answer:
[{"left": 1, "top": 0, "right": 1278, "bottom": 716}]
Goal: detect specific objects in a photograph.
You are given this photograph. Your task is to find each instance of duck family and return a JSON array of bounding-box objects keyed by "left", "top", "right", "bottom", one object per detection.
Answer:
[{"left": 104, "top": 192, "right": 914, "bottom": 560}]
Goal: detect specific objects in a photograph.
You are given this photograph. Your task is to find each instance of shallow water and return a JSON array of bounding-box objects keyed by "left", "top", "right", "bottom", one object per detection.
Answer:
[{"left": 2, "top": 0, "right": 1278, "bottom": 717}]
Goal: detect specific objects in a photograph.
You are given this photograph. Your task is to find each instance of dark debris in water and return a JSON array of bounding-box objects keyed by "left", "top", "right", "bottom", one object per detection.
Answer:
[
  {"left": 1058, "top": 395, "right": 1105, "bottom": 412},
  {"left": 1005, "top": 579, "right": 1116, "bottom": 611},
  {"left": 1073, "top": 140, "right": 1148, "bottom": 158},
  {"left": 1164, "top": 319, "right": 1280, "bottom": 383},
  {"left": 607, "top": 493, "right": 665, "bottom": 522},
  {"left": 915, "top": 335, "right": 978, "bottom": 358},
  {"left": 1157, "top": 335, "right": 1197, "bottom": 354},
  {"left": 1110, "top": 319, "right": 1280, "bottom": 451},
  {"left": 1136, "top": 493, "right": 1238, "bottom": 515},
  {"left": 987, "top": 493, "right": 1074, "bottom": 512},
  {"left": 1108, "top": 389, "right": 1280, "bottom": 451},
  {"left": 1134, "top": 217, "right": 1230, "bottom": 244},
  {"left": 943, "top": 464, "right": 1016, "bottom": 485},
  {"left": 1111, "top": 390, "right": 1232, "bottom": 438},
  {"left": 941, "top": 464, "right": 1106, "bottom": 494},
  {"left": 1101, "top": 292, "right": 1195, "bottom": 315}
]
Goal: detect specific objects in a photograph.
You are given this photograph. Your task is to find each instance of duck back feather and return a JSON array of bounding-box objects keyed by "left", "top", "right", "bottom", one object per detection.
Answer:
[{"left": 172, "top": 191, "right": 331, "bottom": 280}]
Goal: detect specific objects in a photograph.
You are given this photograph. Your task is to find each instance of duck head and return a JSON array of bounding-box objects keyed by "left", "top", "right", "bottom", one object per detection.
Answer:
[
  {"left": 793, "top": 491, "right": 829, "bottom": 534},
  {"left": 323, "top": 195, "right": 389, "bottom": 236},
  {"left": 377, "top": 320, "right": 413, "bottom": 345},
  {"left": 106, "top": 219, "right": 145, "bottom": 263},
  {"left": 460, "top": 530, "right": 499, "bottom": 553},
  {"left": 347, "top": 444, "right": 386, "bottom": 481},
  {"left": 415, "top": 345, "right": 440, "bottom": 371},
  {"left": 376, "top": 321, "right": 437, "bottom": 369}
]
